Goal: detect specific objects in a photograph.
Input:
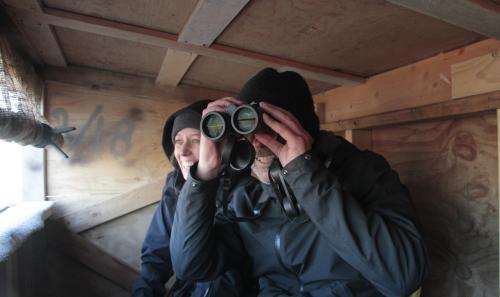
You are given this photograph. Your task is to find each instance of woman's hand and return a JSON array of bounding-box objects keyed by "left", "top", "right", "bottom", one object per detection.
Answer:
[{"left": 196, "top": 97, "right": 242, "bottom": 181}]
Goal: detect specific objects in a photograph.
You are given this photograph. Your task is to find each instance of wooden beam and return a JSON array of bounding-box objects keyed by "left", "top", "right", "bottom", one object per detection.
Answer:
[
  {"left": 156, "top": 49, "right": 198, "bottom": 86},
  {"left": 315, "top": 39, "right": 500, "bottom": 122},
  {"left": 43, "top": 65, "right": 234, "bottom": 102},
  {"left": 47, "top": 222, "right": 138, "bottom": 292},
  {"left": 157, "top": 0, "right": 249, "bottom": 86},
  {"left": 57, "top": 179, "right": 163, "bottom": 233},
  {"left": 7, "top": 6, "right": 364, "bottom": 86},
  {"left": 177, "top": 0, "right": 249, "bottom": 46},
  {"left": 386, "top": 0, "right": 500, "bottom": 39},
  {"left": 5, "top": 1, "right": 66, "bottom": 66},
  {"left": 321, "top": 90, "right": 500, "bottom": 131},
  {"left": 452, "top": 50, "right": 500, "bottom": 99}
]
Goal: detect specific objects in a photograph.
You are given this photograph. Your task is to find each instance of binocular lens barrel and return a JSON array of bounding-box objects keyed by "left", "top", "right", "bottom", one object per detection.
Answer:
[
  {"left": 201, "top": 104, "right": 262, "bottom": 141},
  {"left": 201, "top": 112, "right": 227, "bottom": 141},
  {"left": 200, "top": 103, "right": 263, "bottom": 171},
  {"left": 232, "top": 106, "right": 259, "bottom": 135}
]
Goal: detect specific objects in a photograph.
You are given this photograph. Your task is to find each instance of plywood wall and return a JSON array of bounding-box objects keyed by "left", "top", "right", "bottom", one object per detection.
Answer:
[
  {"left": 81, "top": 204, "right": 158, "bottom": 270},
  {"left": 44, "top": 68, "right": 232, "bottom": 274},
  {"left": 46, "top": 82, "right": 182, "bottom": 218},
  {"left": 372, "top": 113, "right": 499, "bottom": 297},
  {"left": 45, "top": 81, "right": 181, "bottom": 273}
]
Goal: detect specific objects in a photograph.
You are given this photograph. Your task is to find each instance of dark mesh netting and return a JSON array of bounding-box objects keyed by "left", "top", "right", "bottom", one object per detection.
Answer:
[{"left": 0, "top": 34, "right": 66, "bottom": 150}]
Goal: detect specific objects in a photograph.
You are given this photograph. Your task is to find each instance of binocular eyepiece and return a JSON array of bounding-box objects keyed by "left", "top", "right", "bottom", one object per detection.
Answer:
[
  {"left": 200, "top": 102, "right": 266, "bottom": 142},
  {"left": 200, "top": 102, "right": 266, "bottom": 171}
]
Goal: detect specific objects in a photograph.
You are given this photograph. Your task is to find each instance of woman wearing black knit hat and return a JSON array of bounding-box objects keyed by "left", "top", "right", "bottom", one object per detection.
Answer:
[
  {"left": 132, "top": 100, "right": 255, "bottom": 297},
  {"left": 170, "top": 68, "right": 428, "bottom": 297}
]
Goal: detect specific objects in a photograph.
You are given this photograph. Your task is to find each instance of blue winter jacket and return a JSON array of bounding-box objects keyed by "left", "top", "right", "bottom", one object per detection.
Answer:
[{"left": 132, "top": 170, "right": 256, "bottom": 297}]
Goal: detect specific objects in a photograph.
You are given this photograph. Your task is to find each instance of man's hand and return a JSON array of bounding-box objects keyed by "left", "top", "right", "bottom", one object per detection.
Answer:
[
  {"left": 196, "top": 97, "right": 242, "bottom": 181},
  {"left": 255, "top": 101, "right": 314, "bottom": 167}
]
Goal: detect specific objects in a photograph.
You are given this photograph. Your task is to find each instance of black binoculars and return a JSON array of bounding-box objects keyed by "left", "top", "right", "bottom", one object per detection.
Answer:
[
  {"left": 203, "top": 103, "right": 302, "bottom": 221},
  {"left": 200, "top": 102, "right": 266, "bottom": 141},
  {"left": 200, "top": 102, "right": 266, "bottom": 171}
]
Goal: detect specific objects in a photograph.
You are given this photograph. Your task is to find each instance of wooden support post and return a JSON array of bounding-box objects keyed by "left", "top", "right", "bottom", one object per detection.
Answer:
[
  {"left": 315, "top": 102, "right": 326, "bottom": 124},
  {"left": 497, "top": 108, "right": 500, "bottom": 290},
  {"left": 344, "top": 129, "right": 372, "bottom": 151}
]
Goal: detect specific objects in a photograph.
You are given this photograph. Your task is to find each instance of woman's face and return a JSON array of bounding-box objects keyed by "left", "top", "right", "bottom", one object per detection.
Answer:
[{"left": 174, "top": 127, "right": 201, "bottom": 179}]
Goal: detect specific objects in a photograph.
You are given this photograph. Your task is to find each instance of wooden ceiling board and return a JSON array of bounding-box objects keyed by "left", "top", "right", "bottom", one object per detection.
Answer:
[
  {"left": 55, "top": 27, "right": 165, "bottom": 78},
  {"left": 216, "top": 0, "right": 484, "bottom": 76},
  {"left": 156, "top": 0, "right": 250, "bottom": 86},
  {"left": 386, "top": 0, "right": 500, "bottom": 39},
  {"left": 182, "top": 56, "right": 261, "bottom": 94},
  {"left": 182, "top": 56, "right": 336, "bottom": 94},
  {"left": 6, "top": 5, "right": 363, "bottom": 86},
  {"left": 305, "top": 80, "right": 338, "bottom": 95},
  {"left": 43, "top": 0, "right": 198, "bottom": 34}
]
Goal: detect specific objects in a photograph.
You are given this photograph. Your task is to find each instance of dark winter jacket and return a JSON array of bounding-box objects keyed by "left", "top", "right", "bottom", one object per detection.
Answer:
[
  {"left": 132, "top": 170, "right": 254, "bottom": 297},
  {"left": 132, "top": 100, "right": 256, "bottom": 297},
  {"left": 170, "top": 131, "right": 429, "bottom": 297}
]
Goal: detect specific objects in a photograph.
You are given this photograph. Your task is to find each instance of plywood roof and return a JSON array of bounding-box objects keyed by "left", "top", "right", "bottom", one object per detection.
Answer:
[
  {"left": 43, "top": 0, "right": 198, "bottom": 33},
  {"left": 55, "top": 27, "right": 166, "bottom": 78},
  {"left": 216, "top": 0, "right": 483, "bottom": 76},
  {"left": 3, "top": 0, "right": 494, "bottom": 95}
]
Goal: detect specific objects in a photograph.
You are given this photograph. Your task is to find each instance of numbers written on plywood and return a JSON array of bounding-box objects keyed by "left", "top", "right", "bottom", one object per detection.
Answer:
[{"left": 50, "top": 105, "right": 135, "bottom": 162}]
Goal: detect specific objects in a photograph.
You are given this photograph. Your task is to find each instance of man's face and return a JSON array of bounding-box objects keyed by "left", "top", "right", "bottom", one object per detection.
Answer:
[{"left": 246, "top": 133, "right": 275, "bottom": 184}]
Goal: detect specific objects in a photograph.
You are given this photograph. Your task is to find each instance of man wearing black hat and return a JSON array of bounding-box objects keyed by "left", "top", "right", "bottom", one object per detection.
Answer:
[{"left": 170, "top": 68, "right": 429, "bottom": 296}]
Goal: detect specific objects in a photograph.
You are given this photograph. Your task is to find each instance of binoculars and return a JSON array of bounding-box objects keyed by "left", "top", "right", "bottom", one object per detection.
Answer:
[
  {"left": 200, "top": 102, "right": 266, "bottom": 171},
  {"left": 202, "top": 103, "right": 302, "bottom": 220},
  {"left": 200, "top": 102, "right": 266, "bottom": 141}
]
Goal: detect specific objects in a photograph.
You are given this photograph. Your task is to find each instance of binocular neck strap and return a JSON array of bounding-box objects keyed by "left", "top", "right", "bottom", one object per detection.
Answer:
[
  {"left": 220, "top": 136, "right": 236, "bottom": 169},
  {"left": 269, "top": 160, "right": 301, "bottom": 219},
  {"left": 219, "top": 169, "right": 232, "bottom": 220}
]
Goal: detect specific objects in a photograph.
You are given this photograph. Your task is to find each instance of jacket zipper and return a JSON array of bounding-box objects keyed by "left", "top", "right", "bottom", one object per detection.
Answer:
[
  {"left": 274, "top": 221, "right": 289, "bottom": 273},
  {"left": 202, "top": 281, "right": 212, "bottom": 297},
  {"left": 275, "top": 221, "right": 309, "bottom": 295}
]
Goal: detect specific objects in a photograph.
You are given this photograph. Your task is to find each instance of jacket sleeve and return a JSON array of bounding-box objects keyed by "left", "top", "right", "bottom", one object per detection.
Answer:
[
  {"left": 132, "top": 177, "right": 176, "bottom": 297},
  {"left": 170, "top": 165, "right": 248, "bottom": 282},
  {"left": 283, "top": 150, "right": 429, "bottom": 297}
]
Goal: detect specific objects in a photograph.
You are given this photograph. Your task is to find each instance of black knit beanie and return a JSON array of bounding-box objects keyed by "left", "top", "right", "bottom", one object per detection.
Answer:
[
  {"left": 170, "top": 110, "right": 201, "bottom": 145},
  {"left": 238, "top": 68, "right": 319, "bottom": 138},
  {"left": 162, "top": 100, "right": 211, "bottom": 164}
]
